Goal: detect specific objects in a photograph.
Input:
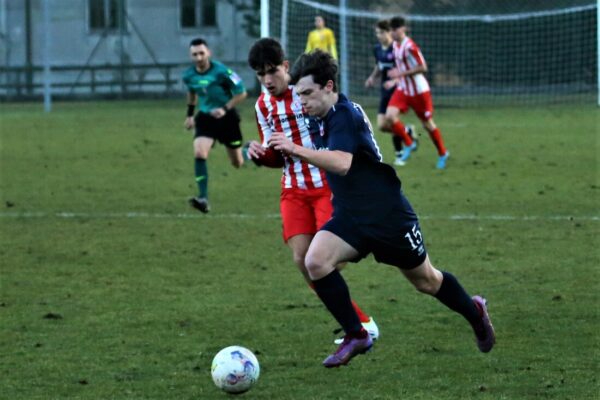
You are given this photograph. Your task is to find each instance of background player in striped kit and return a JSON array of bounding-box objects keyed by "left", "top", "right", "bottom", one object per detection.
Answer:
[
  {"left": 384, "top": 16, "right": 450, "bottom": 169},
  {"left": 246, "top": 38, "right": 378, "bottom": 343},
  {"left": 364, "top": 19, "right": 417, "bottom": 166}
]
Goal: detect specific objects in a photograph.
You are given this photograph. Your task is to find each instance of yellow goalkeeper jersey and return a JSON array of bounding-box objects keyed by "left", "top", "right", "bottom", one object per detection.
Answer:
[{"left": 305, "top": 28, "right": 338, "bottom": 59}]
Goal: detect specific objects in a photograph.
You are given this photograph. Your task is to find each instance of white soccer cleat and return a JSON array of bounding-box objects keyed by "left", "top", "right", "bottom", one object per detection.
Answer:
[
  {"left": 334, "top": 317, "right": 380, "bottom": 344},
  {"left": 394, "top": 157, "right": 406, "bottom": 166}
]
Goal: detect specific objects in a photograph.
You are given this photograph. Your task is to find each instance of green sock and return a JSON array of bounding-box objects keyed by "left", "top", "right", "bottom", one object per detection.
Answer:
[{"left": 194, "top": 158, "right": 208, "bottom": 198}]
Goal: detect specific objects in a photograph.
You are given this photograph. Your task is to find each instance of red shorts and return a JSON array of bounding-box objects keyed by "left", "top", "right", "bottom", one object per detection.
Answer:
[
  {"left": 280, "top": 186, "right": 333, "bottom": 242},
  {"left": 388, "top": 89, "right": 434, "bottom": 122}
]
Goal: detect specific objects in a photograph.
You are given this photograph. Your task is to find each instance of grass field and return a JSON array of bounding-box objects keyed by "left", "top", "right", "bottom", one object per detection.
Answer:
[{"left": 0, "top": 100, "right": 598, "bottom": 399}]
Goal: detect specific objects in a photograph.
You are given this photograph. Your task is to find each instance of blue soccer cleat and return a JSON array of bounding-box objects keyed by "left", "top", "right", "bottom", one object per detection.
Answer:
[
  {"left": 436, "top": 151, "right": 450, "bottom": 169},
  {"left": 399, "top": 142, "right": 418, "bottom": 163}
]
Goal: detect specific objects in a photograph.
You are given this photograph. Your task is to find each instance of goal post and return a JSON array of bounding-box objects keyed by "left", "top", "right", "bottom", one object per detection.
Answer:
[{"left": 262, "top": 0, "right": 598, "bottom": 106}]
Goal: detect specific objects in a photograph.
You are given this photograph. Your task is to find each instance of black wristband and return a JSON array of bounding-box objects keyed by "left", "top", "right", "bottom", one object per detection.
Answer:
[
  {"left": 223, "top": 104, "right": 231, "bottom": 112},
  {"left": 186, "top": 104, "right": 195, "bottom": 117}
]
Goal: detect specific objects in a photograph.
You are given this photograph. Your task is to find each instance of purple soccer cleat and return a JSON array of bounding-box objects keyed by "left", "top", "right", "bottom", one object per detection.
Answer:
[
  {"left": 471, "top": 295, "right": 496, "bottom": 353},
  {"left": 322, "top": 333, "right": 373, "bottom": 368}
]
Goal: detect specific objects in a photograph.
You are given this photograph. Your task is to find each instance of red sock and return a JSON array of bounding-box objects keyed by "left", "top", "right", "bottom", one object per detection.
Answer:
[
  {"left": 351, "top": 300, "right": 371, "bottom": 323},
  {"left": 310, "top": 283, "right": 370, "bottom": 323},
  {"left": 392, "top": 121, "right": 413, "bottom": 146},
  {"left": 428, "top": 128, "right": 446, "bottom": 156}
]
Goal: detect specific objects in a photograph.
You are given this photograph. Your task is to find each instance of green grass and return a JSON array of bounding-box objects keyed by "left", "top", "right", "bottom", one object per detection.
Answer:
[{"left": 0, "top": 100, "right": 598, "bottom": 399}]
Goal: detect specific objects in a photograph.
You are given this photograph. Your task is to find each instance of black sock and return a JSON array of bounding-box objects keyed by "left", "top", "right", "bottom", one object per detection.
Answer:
[
  {"left": 392, "top": 136, "right": 404, "bottom": 153},
  {"left": 434, "top": 271, "right": 480, "bottom": 324},
  {"left": 312, "top": 270, "right": 362, "bottom": 335}
]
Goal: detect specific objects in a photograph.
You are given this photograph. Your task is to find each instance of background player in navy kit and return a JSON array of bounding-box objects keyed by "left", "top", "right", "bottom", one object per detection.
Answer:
[
  {"left": 364, "top": 19, "right": 416, "bottom": 166},
  {"left": 182, "top": 38, "right": 248, "bottom": 213},
  {"left": 269, "top": 50, "right": 495, "bottom": 368}
]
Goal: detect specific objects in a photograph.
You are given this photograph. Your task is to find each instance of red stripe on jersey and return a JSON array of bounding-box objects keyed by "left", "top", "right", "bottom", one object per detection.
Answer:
[
  {"left": 394, "top": 38, "right": 430, "bottom": 96},
  {"left": 409, "top": 44, "right": 425, "bottom": 67},
  {"left": 268, "top": 94, "right": 299, "bottom": 189},
  {"left": 255, "top": 87, "right": 327, "bottom": 190},
  {"left": 255, "top": 97, "right": 270, "bottom": 144},
  {"left": 283, "top": 91, "right": 316, "bottom": 190}
]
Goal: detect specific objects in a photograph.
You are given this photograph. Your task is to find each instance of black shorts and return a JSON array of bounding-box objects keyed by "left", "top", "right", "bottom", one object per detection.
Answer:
[
  {"left": 320, "top": 206, "right": 427, "bottom": 270},
  {"left": 378, "top": 87, "right": 395, "bottom": 114},
  {"left": 194, "top": 109, "right": 243, "bottom": 149}
]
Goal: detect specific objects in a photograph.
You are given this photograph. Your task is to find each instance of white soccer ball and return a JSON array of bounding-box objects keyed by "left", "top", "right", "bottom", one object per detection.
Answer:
[{"left": 211, "top": 345, "right": 260, "bottom": 394}]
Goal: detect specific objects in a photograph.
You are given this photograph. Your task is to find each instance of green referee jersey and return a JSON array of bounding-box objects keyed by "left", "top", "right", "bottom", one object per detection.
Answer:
[{"left": 182, "top": 60, "right": 246, "bottom": 114}]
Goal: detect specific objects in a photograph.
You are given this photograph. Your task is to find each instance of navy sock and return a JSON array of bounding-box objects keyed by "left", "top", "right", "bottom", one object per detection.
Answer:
[
  {"left": 392, "top": 135, "right": 404, "bottom": 153},
  {"left": 194, "top": 158, "right": 208, "bottom": 198},
  {"left": 434, "top": 271, "right": 480, "bottom": 324},
  {"left": 312, "top": 270, "right": 363, "bottom": 336}
]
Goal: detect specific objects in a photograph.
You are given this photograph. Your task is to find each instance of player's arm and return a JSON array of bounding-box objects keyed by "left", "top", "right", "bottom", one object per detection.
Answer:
[
  {"left": 365, "top": 64, "right": 381, "bottom": 88},
  {"left": 268, "top": 131, "right": 352, "bottom": 176},
  {"left": 327, "top": 30, "right": 338, "bottom": 60},
  {"left": 388, "top": 47, "right": 428, "bottom": 78},
  {"left": 224, "top": 91, "right": 247, "bottom": 112},
  {"left": 184, "top": 91, "right": 197, "bottom": 130},
  {"left": 246, "top": 103, "right": 285, "bottom": 168},
  {"left": 400, "top": 64, "right": 427, "bottom": 77},
  {"left": 211, "top": 69, "right": 248, "bottom": 118},
  {"left": 305, "top": 32, "right": 314, "bottom": 53}
]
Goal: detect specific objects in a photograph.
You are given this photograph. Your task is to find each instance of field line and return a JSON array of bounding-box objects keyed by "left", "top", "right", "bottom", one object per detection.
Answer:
[{"left": 0, "top": 211, "right": 598, "bottom": 222}]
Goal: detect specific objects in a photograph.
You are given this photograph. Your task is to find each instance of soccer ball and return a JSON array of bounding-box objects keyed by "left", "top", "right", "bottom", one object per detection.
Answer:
[{"left": 211, "top": 346, "right": 260, "bottom": 394}]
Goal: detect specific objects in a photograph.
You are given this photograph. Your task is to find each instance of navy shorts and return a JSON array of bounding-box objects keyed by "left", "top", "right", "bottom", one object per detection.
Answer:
[
  {"left": 378, "top": 87, "right": 395, "bottom": 114},
  {"left": 194, "top": 109, "right": 243, "bottom": 149},
  {"left": 321, "top": 206, "right": 427, "bottom": 270}
]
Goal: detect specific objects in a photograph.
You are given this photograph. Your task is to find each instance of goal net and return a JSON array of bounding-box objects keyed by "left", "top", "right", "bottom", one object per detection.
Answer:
[{"left": 265, "top": 0, "right": 597, "bottom": 106}]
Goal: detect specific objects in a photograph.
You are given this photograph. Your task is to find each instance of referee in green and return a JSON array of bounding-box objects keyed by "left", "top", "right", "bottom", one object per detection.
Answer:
[{"left": 182, "top": 38, "right": 247, "bottom": 213}]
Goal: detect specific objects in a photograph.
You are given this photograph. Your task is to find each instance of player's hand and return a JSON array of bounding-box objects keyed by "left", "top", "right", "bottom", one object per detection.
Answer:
[
  {"left": 365, "top": 77, "right": 375, "bottom": 88},
  {"left": 268, "top": 132, "right": 295, "bottom": 155},
  {"left": 210, "top": 107, "right": 226, "bottom": 119},
  {"left": 184, "top": 117, "right": 195, "bottom": 130},
  {"left": 383, "top": 79, "right": 397, "bottom": 90},
  {"left": 246, "top": 141, "right": 265, "bottom": 159},
  {"left": 387, "top": 68, "right": 401, "bottom": 79}
]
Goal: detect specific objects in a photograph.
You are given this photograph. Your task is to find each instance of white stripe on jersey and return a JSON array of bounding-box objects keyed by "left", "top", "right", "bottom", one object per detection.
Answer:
[
  {"left": 255, "top": 86, "right": 325, "bottom": 190},
  {"left": 394, "top": 37, "right": 430, "bottom": 96},
  {"left": 353, "top": 102, "right": 384, "bottom": 162}
]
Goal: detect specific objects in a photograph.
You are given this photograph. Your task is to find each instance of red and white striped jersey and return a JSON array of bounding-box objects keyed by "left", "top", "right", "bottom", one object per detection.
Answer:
[
  {"left": 255, "top": 86, "right": 328, "bottom": 190},
  {"left": 393, "top": 37, "right": 430, "bottom": 96}
]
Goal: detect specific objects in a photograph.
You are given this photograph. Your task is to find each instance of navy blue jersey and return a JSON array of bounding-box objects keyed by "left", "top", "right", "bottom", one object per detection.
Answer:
[
  {"left": 374, "top": 43, "right": 395, "bottom": 88},
  {"left": 309, "top": 94, "right": 411, "bottom": 223}
]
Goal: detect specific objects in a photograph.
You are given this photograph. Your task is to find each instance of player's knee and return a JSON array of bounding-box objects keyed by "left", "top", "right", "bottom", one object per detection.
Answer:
[
  {"left": 378, "top": 120, "right": 390, "bottom": 131},
  {"left": 304, "top": 252, "right": 330, "bottom": 279},
  {"left": 423, "top": 119, "right": 436, "bottom": 132},
  {"left": 304, "top": 254, "right": 321, "bottom": 274},
  {"left": 292, "top": 251, "right": 306, "bottom": 268},
  {"left": 194, "top": 149, "right": 209, "bottom": 159}
]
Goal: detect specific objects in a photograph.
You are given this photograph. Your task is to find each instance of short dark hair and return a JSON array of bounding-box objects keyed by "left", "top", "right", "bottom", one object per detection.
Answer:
[
  {"left": 389, "top": 16, "right": 406, "bottom": 29},
  {"left": 290, "top": 50, "right": 338, "bottom": 92},
  {"left": 248, "top": 38, "right": 285, "bottom": 71},
  {"left": 189, "top": 38, "right": 208, "bottom": 47},
  {"left": 376, "top": 19, "right": 390, "bottom": 31}
]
